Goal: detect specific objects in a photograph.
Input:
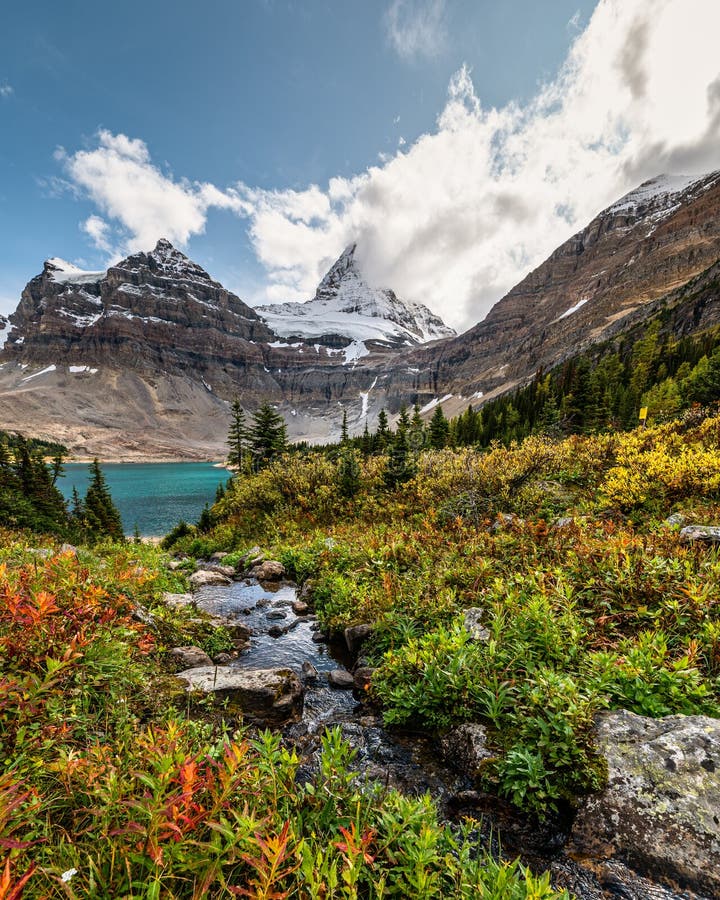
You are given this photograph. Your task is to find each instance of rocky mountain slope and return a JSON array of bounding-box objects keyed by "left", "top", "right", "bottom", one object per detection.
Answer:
[
  {"left": 257, "top": 244, "right": 455, "bottom": 347},
  {"left": 383, "top": 170, "right": 720, "bottom": 416},
  {"left": 1, "top": 171, "right": 719, "bottom": 458},
  {"left": 0, "top": 240, "right": 450, "bottom": 457}
]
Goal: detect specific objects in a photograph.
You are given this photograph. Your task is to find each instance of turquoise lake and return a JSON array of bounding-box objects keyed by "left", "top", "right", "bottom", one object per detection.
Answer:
[{"left": 59, "top": 463, "right": 231, "bottom": 537}]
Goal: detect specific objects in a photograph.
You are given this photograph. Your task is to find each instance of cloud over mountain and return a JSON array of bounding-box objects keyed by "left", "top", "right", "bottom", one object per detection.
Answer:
[{"left": 59, "top": 0, "right": 720, "bottom": 330}]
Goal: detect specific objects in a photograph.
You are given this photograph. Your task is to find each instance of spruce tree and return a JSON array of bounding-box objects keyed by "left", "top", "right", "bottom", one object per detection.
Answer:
[
  {"left": 375, "top": 409, "right": 391, "bottom": 451},
  {"left": 337, "top": 446, "right": 361, "bottom": 499},
  {"left": 340, "top": 410, "right": 349, "bottom": 443},
  {"left": 84, "top": 459, "right": 124, "bottom": 541},
  {"left": 428, "top": 405, "right": 450, "bottom": 448},
  {"left": 384, "top": 406, "right": 415, "bottom": 489},
  {"left": 409, "top": 403, "right": 425, "bottom": 451},
  {"left": 226, "top": 399, "right": 249, "bottom": 471},
  {"left": 250, "top": 403, "right": 288, "bottom": 468}
]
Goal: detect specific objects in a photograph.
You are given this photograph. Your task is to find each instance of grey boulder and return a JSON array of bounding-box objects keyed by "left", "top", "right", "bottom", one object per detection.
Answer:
[
  {"left": 169, "top": 646, "right": 213, "bottom": 668},
  {"left": 571, "top": 709, "right": 720, "bottom": 898},
  {"left": 190, "top": 569, "right": 232, "bottom": 589},
  {"left": 176, "top": 666, "right": 304, "bottom": 726},
  {"left": 679, "top": 525, "right": 720, "bottom": 544}
]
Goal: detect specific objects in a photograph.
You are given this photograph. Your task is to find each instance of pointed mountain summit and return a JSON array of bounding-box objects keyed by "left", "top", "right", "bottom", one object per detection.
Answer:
[{"left": 257, "top": 244, "right": 455, "bottom": 347}]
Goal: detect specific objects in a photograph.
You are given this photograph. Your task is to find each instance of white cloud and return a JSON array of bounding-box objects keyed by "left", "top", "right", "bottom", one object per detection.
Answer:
[
  {"left": 81, "top": 215, "right": 112, "bottom": 253},
  {"left": 59, "top": 130, "right": 248, "bottom": 258},
  {"left": 0, "top": 83, "right": 13, "bottom": 98},
  {"left": 230, "top": 0, "right": 720, "bottom": 328},
  {"left": 384, "top": 0, "right": 447, "bottom": 62},
  {"left": 61, "top": 0, "right": 720, "bottom": 330}
]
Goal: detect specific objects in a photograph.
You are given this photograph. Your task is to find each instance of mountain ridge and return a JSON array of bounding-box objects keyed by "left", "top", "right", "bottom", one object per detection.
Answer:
[{"left": 1, "top": 171, "right": 719, "bottom": 457}]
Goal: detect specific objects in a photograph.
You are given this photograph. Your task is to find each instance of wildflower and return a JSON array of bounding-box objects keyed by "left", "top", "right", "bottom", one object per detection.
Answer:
[{"left": 61, "top": 868, "right": 78, "bottom": 883}]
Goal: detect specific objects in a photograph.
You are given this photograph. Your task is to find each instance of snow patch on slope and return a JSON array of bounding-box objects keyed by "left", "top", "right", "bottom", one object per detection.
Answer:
[
  {"left": 559, "top": 297, "right": 589, "bottom": 320},
  {"left": 610, "top": 172, "right": 718, "bottom": 215},
  {"left": 46, "top": 258, "right": 106, "bottom": 284}
]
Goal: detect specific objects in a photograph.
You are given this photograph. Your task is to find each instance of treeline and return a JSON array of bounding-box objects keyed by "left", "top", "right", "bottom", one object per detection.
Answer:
[
  {"left": 0, "top": 435, "right": 123, "bottom": 541},
  {"left": 468, "top": 320, "right": 720, "bottom": 446},
  {"left": 298, "top": 319, "right": 720, "bottom": 460}
]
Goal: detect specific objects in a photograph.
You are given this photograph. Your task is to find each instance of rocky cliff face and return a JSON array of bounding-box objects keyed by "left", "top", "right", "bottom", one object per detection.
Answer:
[
  {"left": 0, "top": 240, "right": 445, "bottom": 456},
  {"left": 257, "top": 244, "right": 455, "bottom": 347}
]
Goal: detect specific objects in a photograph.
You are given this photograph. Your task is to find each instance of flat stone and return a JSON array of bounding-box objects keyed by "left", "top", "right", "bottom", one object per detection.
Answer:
[
  {"left": 345, "top": 623, "right": 373, "bottom": 654},
  {"left": 210, "top": 552, "right": 229, "bottom": 561},
  {"left": 266, "top": 610, "right": 287, "bottom": 621},
  {"left": 571, "top": 710, "right": 720, "bottom": 898},
  {"left": 169, "top": 646, "right": 213, "bottom": 668},
  {"left": 249, "top": 560, "right": 286, "bottom": 581},
  {"left": 328, "top": 669, "right": 355, "bottom": 689},
  {"left": 176, "top": 666, "right": 304, "bottom": 727},
  {"left": 679, "top": 525, "right": 720, "bottom": 544},
  {"left": 190, "top": 569, "right": 232, "bottom": 589},
  {"left": 162, "top": 592, "right": 196, "bottom": 610}
]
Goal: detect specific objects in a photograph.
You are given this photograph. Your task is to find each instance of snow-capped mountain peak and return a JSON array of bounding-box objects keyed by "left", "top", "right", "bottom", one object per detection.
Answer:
[{"left": 257, "top": 244, "right": 455, "bottom": 346}]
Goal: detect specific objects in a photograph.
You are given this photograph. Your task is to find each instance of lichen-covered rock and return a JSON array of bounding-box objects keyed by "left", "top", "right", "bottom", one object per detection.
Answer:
[
  {"left": 463, "top": 608, "right": 490, "bottom": 642},
  {"left": 250, "top": 560, "right": 286, "bottom": 581},
  {"left": 664, "top": 513, "right": 687, "bottom": 528},
  {"left": 440, "top": 724, "right": 493, "bottom": 777},
  {"left": 162, "top": 592, "right": 196, "bottom": 610},
  {"left": 571, "top": 710, "right": 720, "bottom": 897},
  {"left": 189, "top": 569, "right": 232, "bottom": 589},
  {"left": 679, "top": 524, "right": 720, "bottom": 544},
  {"left": 169, "top": 646, "right": 213, "bottom": 668},
  {"left": 176, "top": 666, "right": 304, "bottom": 726}
]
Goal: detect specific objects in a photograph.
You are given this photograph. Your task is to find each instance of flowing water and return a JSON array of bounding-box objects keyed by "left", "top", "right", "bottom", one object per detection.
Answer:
[{"left": 192, "top": 575, "right": 703, "bottom": 900}]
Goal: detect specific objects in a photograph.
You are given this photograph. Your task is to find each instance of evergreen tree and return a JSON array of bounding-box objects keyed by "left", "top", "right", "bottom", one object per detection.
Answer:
[
  {"left": 250, "top": 403, "right": 288, "bottom": 468},
  {"left": 375, "top": 409, "right": 391, "bottom": 451},
  {"left": 337, "top": 446, "right": 361, "bottom": 499},
  {"left": 428, "top": 405, "right": 450, "bottom": 449},
  {"left": 226, "top": 399, "right": 249, "bottom": 470},
  {"left": 340, "top": 409, "right": 349, "bottom": 444},
  {"left": 384, "top": 406, "right": 416, "bottom": 489},
  {"left": 409, "top": 403, "right": 426, "bottom": 451},
  {"left": 197, "top": 503, "right": 214, "bottom": 533},
  {"left": 361, "top": 422, "right": 372, "bottom": 457},
  {"left": 84, "top": 459, "right": 124, "bottom": 541}
]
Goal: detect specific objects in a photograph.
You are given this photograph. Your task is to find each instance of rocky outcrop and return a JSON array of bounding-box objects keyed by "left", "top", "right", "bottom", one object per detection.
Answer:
[
  {"left": 169, "top": 646, "right": 213, "bottom": 668},
  {"left": 189, "top": 569, "right": 233, "bottom": 589},
  {"left": 176, "top": 666, "right": 304, "bottom": 726},
  {"left": 249, "top": 560, "right": 286, "bottom": 582},
  {"left": 679, "top": 525, "right": 720, "bottom": 544},
  {"left": 571, "top": 709, "right": 720, "bottom": 897}
]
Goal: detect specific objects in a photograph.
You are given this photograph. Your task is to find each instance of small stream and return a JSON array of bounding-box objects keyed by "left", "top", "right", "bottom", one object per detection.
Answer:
[{"left": 192, "top": 576, "right": 705, "bottom": 900}]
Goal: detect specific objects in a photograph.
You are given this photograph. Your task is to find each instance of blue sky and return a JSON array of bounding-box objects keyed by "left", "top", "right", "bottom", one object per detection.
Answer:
[{"left": 1, "top": 0, "right": 719, "bottom": 329}]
